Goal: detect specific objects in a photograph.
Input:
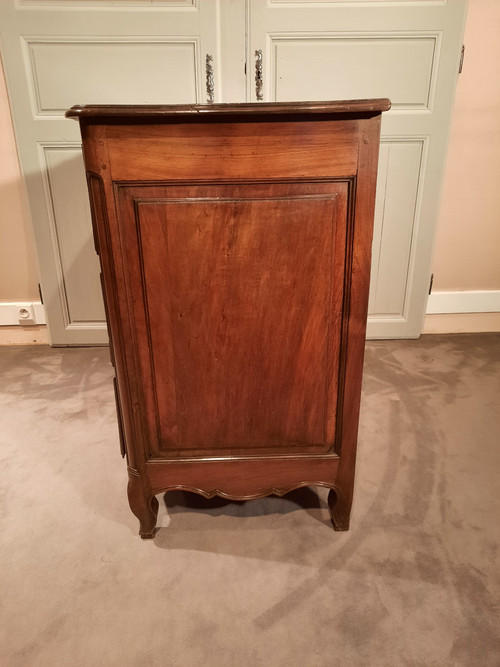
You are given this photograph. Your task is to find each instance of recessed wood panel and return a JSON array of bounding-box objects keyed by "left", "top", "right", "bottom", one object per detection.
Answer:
[
  {"left": 273, "top": 36, "right": 437, "bottom": 109},
  {"left": 25, "top": 39, "right": 198, "bottom": 115},
  {"left": 117, "top": 182, "right": 349, "bottom": 456}
]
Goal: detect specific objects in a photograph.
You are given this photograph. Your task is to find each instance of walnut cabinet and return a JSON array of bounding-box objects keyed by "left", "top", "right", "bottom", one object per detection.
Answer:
[{"left": 67, "top": 100, "right": 390, "bottom": 538}]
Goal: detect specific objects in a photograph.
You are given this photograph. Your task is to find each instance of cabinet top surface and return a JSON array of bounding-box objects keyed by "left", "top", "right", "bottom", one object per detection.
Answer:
[{"left": 66, "top": 99, "right": 391, "bottom": 122}]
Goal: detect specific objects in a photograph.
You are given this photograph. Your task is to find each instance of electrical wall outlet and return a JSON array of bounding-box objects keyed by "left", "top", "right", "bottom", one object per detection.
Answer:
[{"left": 15, "top": 304, "right": 36, "bottom": 325}]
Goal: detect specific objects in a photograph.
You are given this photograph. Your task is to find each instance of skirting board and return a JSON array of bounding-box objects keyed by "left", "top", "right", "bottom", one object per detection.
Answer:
[
  {"left": 0, "top": 301, "right": 48, "bottom": 345},
  {"left": 426, "top": 290, "right": 500, "bottom": 315},
  {"left": 0, "top": 301, "right": 49, "bottom": 345},
  {"left": 425, "top": 290, "right": 500, "bottom": 334},
  {"left": 0, "top": 301, "right": 46, "bottom": 326}
]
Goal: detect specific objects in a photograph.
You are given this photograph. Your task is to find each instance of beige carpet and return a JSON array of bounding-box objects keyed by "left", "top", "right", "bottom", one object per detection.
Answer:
[{"left": 0, "top": 334, "right": 499, "bottom": 666}]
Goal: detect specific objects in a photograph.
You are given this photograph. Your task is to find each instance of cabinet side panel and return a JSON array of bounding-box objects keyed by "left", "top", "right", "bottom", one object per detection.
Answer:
[
  {"left": 117, "top": 182, "right": 349, "bottom": 456},
  {"left": 81, "top": 124, "right": 150, "bottom": 471},
  {"left": 333, "top": 115, "right": 383, "bottom": 527}
]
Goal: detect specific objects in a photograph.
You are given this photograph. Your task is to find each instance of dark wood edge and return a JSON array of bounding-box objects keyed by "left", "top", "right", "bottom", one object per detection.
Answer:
[
  {"left": 146, "top": 453, "right": 340, "bottom": 464},
  {"left": 149, "top": 481, "right": 341, "bottom": 501},
  {"left": 143, "top": 458, "right": 341, "bottom": 498},
  {"left": 65, "top": 99, "right": 391, "bottom": 121}
]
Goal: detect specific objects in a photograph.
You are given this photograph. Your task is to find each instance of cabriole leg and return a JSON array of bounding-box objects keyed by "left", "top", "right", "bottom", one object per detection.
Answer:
[
  {"left": 127, "top": 469, "right": 159, "bottom": 539},
  {"left": 328, "top": 487, "right": 351, "bottom": 532}
]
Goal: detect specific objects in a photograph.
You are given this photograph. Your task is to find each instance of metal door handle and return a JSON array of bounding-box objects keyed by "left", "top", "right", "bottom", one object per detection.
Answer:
[
  {"left": 255, "top": 50, "right": 263, "bottom": 101},
  {"left": 206, "top": 54, "right": 214, "bottom": 103}
]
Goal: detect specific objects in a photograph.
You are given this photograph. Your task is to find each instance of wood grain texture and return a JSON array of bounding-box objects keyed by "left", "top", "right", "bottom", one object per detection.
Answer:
[
  {"left": 116, "top": 182, "right": 348, "bottom": 457},
  {"left": 74, "top": 101, "right": 388, "bottom": 536},
  {"left": 105, "top": 120, "right": 359, "bottom": 181}
]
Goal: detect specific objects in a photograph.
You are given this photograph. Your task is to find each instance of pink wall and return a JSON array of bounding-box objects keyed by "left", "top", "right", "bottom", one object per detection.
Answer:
[
  {"left": 432, "top": 0, "right": 500, "bottom": 291},
  {"left": 0, "top": 59, "right": 39, "bottom": 301}
]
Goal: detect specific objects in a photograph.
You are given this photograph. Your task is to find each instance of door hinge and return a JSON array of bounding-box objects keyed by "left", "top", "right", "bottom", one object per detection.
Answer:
[
  {"left": 38, "top": 282, "right": 44, "bottom": 304},
  {"left": 459, "top": 44, "right": 465, "bottom": 74},
  {"left": 244, "top": 61, "right": 247, "bottom": 75},
  {"left": 428, "top": 274, "right": 434, "bottom": 295}
]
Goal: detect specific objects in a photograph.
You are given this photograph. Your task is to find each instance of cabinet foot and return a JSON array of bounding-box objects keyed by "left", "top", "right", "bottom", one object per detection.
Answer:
[
  {"left": 328, "top": 488, "right": 351, "bottom": 532},
  {"left": 127, "top": 470, "right": 159, "bottom": 538}
]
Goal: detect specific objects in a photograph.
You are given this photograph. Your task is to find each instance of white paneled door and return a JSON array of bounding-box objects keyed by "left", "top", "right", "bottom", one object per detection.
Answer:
[
  {"left": 248, "top": 0, "right": 467, "bottom": 338},
  {"left": 0, "top": 0, "right": 466, "bottom": 343},
  {"left": 0, "top": 0, "right": 223, "bottom": 344}
]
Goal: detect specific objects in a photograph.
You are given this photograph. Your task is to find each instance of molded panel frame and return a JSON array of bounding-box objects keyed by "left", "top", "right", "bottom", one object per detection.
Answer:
[
  {"left": 22, "top": 36, "right": 202, "bottom": 118},
  {"left": 269, "top": 32, "right": 441, "bottom": 111},
  {"left": 114, "top": 180, "right": 355, "bottom": 460}
]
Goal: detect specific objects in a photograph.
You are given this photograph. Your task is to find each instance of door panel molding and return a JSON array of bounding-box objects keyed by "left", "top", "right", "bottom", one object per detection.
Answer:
[
  {"left": 268, "top": 1, "right": 448, "bottom": 6},
  {"left": 38, "top": 143, "right": 106, "bottom": 328},
  {"left": 23, "top": 37, "right": 201, "bottom": 117},
  {"left": 269, "top": 32, "right": 441, "bottom": 111},
  {"left": 18, "top": 0, "right": 198, "bottom": 8},
  {"left": 369, "top": 137, "right": 427, "bottom": 319}
]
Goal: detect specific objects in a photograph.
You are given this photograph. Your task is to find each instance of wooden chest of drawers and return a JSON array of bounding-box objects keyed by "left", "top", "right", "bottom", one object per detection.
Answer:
[{"left": 67, "top": 100, "right": 390, "bottom": 538}]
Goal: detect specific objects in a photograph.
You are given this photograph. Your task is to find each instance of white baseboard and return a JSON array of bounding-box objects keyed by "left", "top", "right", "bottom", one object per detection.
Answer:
[
  {"left": 426, "top": 290, "right": 500, "bottom": 315},
  {"left": 0, "top": 301, "right": 46, "bottom": 325}
]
